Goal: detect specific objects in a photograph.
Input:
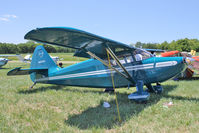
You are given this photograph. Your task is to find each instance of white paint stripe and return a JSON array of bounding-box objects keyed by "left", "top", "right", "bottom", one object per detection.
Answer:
[
  {"left": 36, "top": 61, "right": 177, "bottom": 82},
  {"left": 156, "top": 61, "right": 177, "bottom": 68},
  {"left": 36, "top": 64, "right": 154, "bottom": 82}
]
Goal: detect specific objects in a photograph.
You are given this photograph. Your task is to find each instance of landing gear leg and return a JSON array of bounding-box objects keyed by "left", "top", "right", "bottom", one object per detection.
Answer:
[
  {"left": 154, "top": 83, "right": 163, "bottom": 94},
  {"left": 30, "top": 82, "right": 36, "bottom": 89},
  {"left": 146, "top": 84, "right": 156, "bottom": 93},
  {"left": 146, "top": 83, "right": 163, "bottom": 94},
  {"left": 104, "top": 88, "right": 114, "bottom": 93},
  {"left": 128, "top": 80, "right": 150, "bottom": 103}
]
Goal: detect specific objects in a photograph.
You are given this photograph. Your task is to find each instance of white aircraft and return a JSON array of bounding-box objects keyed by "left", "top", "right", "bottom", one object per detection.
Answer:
[
  {"left": 50, "top": 56, "right": 60, "bottom": 63},
  {"left": 0, "top": 58, "right": 8, "bottom": 67},
  {"left": 0, "top": 55, "right": 21, "bottom": 67},
  {"left": 18, "top": 54, "right": 60, "bottom": 63},
  {"left": 0, "top": 54, "right": 60, "bottom": 68}
]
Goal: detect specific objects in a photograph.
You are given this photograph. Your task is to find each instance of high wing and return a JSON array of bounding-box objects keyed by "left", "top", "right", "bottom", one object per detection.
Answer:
[{"left": 24, "top": 27, "right": 135, "bottom": 59}]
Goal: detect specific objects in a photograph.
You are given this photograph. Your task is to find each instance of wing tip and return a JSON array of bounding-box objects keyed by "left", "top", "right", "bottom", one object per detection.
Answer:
[{"left": 7, "top": 67, "right": 21, "bottom": 76}]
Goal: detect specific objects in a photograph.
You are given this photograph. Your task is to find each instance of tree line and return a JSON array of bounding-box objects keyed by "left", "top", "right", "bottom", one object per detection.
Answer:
[
  {"left": 0, "top": 41, "right": 75, "bottom": 54},
  {"left": 1, "top": 38, "right": 199, "bottom": 54},
  {"left": 130, "top": 38, "right": 199, "bottom": 52}
]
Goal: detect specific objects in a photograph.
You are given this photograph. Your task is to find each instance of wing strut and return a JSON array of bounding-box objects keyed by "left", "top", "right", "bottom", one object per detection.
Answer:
[
  {"left": 86, "top": 51, "right": 130, "bottom": 80},
  {"left": 106, "top": 47, "right": 134, "bottom": 83}
]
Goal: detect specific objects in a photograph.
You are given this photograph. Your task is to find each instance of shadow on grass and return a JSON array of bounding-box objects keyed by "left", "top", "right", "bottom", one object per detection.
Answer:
[
  {"left": 18, "top": 85, "right": 106, "bottom": 94},
  {"left": 164, "top": 95, "right": 199, "bottom": 102},
  {"left": 176, "top": 77, "right": 199, "bottom": 80},
  {"left": 64, "top": 84, "right": 182, "bottom": 129},
  {"left": 17, "top": 84, "right": 199, "bottom": 129},
  {"left": 0, "top": 67, "right": 9, "bottom": 69},
  {"left": 18, "top": 85, "right": 65, "bottom": 94}
]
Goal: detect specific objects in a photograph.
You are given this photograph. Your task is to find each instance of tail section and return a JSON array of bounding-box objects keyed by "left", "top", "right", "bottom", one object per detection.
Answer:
[
  {"left": 7, "top": 45, "right": 58, "bottom": 83},
  {"left": 31, "top": 45, "right": 57, "bottom": 69},
  {"left": 29, "top": 45, "right": 58, "bottom": 82}
]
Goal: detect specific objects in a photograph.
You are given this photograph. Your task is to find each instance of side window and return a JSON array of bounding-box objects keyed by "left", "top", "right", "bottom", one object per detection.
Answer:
[
  {"left": 104, "top": 59, "right": 117, "bottom": 66},
  {"left": 126, "top": 56, "right": 134, "bottom": 63},
  {"left": 104, "top": 53, "right": 135, "bottom": 66},
  {"left": 104, "top": 58, "right": 125, "bottom": 66},
  {"left": 109, "top": 55, "right": 133, "bottom": 66},
  {"left": 118, "top": 56, "right": 126, "bottom": 64}
]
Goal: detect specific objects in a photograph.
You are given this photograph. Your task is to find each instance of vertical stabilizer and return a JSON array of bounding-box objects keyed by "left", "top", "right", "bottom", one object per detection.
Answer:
[
  {"left": 31, "top": 45, "right": 57, "bottom": 69},
  {"left": 30, "top": 45, "right": 57, "bottom": 82}
]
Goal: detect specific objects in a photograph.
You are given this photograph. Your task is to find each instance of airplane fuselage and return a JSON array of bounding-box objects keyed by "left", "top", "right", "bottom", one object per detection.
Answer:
[
  {"left": 0, "top": 58, "right": 8, "bottom": 67},
  {"left": 34, "top": 56, "right": 186, "bottom": 88}
]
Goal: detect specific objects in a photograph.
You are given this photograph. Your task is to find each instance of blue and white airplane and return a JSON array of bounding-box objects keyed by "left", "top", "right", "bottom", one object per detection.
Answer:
[{"left": 7, "top": 27, "right": 191, "bottom": 102}]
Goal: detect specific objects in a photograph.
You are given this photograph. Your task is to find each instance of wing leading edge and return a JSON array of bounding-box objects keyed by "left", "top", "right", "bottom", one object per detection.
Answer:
[{"left": 24, "top": 27, "right": 135, "bottom": 58}]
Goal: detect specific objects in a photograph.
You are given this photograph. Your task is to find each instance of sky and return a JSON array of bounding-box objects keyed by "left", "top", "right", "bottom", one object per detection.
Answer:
[{"left": 0, "top": 0, "right": 199, "bottom": 45}]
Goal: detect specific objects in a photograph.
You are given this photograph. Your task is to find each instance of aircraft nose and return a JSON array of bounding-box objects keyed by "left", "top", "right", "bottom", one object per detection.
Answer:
[{"left": 184, "top": 57, "right": 195, "bottom": 65}]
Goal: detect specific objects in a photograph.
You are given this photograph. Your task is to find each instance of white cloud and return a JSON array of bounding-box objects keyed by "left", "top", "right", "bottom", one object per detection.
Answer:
[
  {"left": 3, "top": 14, "right": 18, "bottom": 18},
  {"left": 0, "top": 17, "right": 9, "bottom": 21},
  {"left": 0, "top": 14, "right": 18, "bottom": 22}
]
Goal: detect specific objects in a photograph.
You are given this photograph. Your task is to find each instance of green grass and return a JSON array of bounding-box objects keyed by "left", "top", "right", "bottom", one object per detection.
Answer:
[{"left": 0, "top": 62, "right": 199, "bottom": 132}]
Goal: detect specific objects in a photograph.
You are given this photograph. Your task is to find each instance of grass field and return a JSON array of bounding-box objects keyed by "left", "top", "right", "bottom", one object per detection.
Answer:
[{"left": 0, "top": 61, "right": 199, "bottom": 132}]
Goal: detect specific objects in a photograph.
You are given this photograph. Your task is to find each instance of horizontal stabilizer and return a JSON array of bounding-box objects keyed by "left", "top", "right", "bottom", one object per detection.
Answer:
[{"left": 7, "top": 67, "right": 48, "bottom": 76}]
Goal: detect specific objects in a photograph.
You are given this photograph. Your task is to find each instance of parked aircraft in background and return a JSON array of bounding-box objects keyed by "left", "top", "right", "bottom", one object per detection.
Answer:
[
  {"left": 7, "top": 27, "right": 192, "bottom": 102},
  {"left": 0, "top": 53, "right": 59, "bottom": 68},
  {"left": 18, "top": 54, "right": 60, "bottom": 63},
  {"left": 50, "top": 56, "right": 60, "bottom": 63},
  {"left": 0, "top": 55, "right": 22, "bottom": 68},
  {"left": 0, "top": 57, "right": 9, "bottom": 67}
]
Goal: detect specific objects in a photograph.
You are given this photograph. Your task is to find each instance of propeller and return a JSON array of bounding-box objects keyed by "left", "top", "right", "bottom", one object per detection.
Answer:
[
  {"left": 184, "top": 57, "right": 199, "bottom": 76},
  {"left": 185, "top": 57, "right": 195, "bottom": 65}
]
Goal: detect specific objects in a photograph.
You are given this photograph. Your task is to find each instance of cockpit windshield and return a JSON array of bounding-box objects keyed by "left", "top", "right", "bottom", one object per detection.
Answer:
[{"left": 133, "top": 48, "right": 153, "bottom": 61}]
